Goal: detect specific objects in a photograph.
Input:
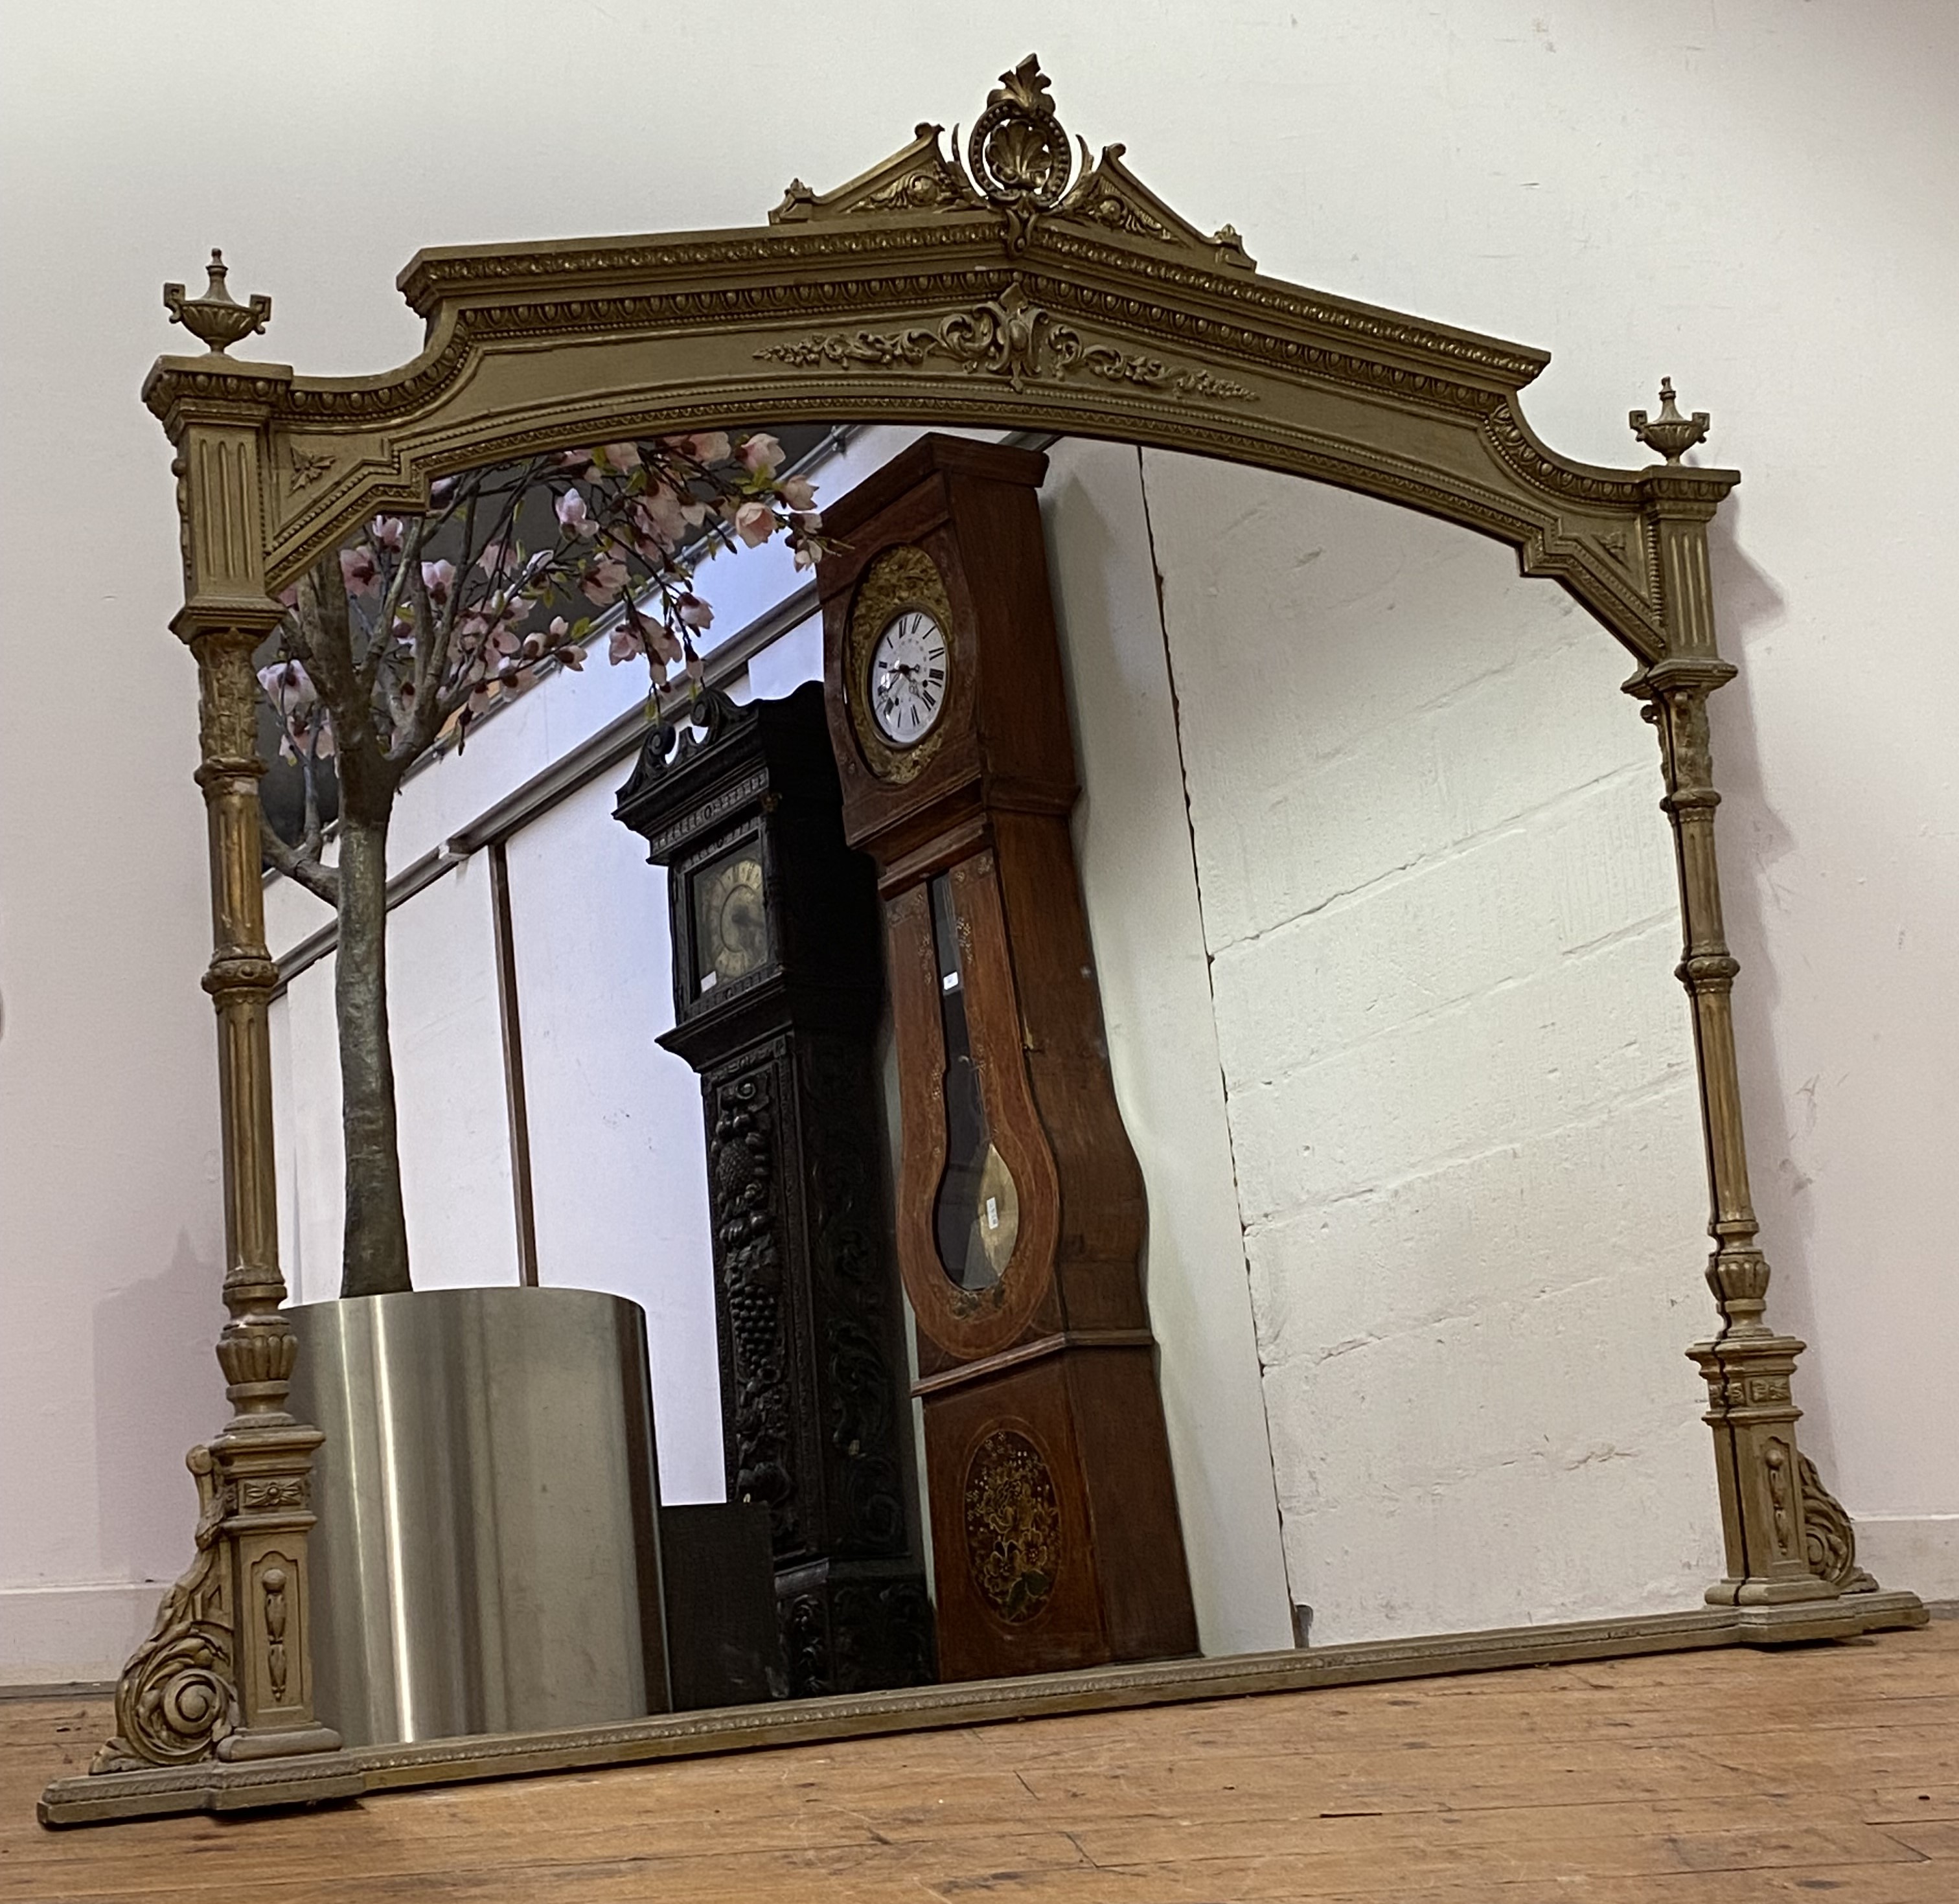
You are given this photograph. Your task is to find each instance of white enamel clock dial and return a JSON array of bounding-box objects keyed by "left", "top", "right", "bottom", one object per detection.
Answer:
[{"left": 867, "top": 608, "right": 949, "bottom": 746}]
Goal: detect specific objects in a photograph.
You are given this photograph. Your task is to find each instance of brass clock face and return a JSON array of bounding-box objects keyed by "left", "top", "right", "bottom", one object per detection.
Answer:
[
  {"left": 691, "top": 844, "right": 768, "bottom": 993},
  {"left": 867, "top": 607, "right": 950, "bottom": 746}
]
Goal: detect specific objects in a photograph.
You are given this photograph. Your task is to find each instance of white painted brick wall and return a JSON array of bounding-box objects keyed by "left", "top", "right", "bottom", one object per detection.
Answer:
[{"left": 1142, "top": 450, "right": 1724, "bottom": 1643}]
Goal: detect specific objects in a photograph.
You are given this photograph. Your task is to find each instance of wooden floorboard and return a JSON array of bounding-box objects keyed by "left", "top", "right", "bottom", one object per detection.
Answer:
[{"left": 6, "top": 1619, "right": 1954, "bottom": 1902}]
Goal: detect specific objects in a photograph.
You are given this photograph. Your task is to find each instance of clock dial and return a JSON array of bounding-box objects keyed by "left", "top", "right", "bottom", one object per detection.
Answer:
[
  {"left": 867, "top": 608, "right": 949, "bottom": 746},
  {"left": 691, "top": 845, "right": 768, "bottom": 992}
]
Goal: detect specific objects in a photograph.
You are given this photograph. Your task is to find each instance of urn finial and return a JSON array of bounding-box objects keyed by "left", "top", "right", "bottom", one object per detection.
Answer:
[
  {"left": 163, "top": 249, "right": 272, "bottom": 354},
  {"left": 1629, "top": 378, "right": 1711, "bottom": 465}
]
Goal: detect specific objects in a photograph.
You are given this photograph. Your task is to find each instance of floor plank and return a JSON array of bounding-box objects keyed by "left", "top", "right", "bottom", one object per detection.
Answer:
[{"left": 6, "top": 1620, "right": 1953, "bottom": 1902}]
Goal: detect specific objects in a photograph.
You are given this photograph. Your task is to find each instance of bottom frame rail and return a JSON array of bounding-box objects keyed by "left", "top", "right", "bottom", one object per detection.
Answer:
[{"left": 40, "top": 1588, "right": 1928, "bottom": 1828}]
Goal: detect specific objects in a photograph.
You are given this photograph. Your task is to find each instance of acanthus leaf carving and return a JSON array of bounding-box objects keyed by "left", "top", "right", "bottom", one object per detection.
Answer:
[
  {"left": 755, "top": 277, "right": 1255, "bottom": 403},
  {"left": 1799, "top": 1452, "right": 1879, "bottom": 1594},
  {"left": 91, "top": 1447, "right": 239, "bottom": 1773}
]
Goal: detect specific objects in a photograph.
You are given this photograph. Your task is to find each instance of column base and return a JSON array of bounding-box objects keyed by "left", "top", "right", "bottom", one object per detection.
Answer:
[
  {"left": 1704, "top": 1575, "right": 1841, "bottom": 1608},
  {"left": 216, "top": 1721, "right": 343, "bottom": 1762}
]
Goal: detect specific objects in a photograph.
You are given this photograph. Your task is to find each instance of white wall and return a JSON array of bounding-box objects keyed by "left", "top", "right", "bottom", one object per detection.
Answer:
[
  {"left": 503, "top": 774, "right": 727, "bottom": 1505},
  {"left": 1141, "top": 453, "right": 1719, "bottom": 1638},
  {"left": 6, "top": 1, "right": 1954, "bottom": 1680}
]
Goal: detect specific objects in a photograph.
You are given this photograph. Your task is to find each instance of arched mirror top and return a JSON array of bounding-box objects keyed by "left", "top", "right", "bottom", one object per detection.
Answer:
[{"left": 145, "top": 54, "right": 1735, "bottom": 665}]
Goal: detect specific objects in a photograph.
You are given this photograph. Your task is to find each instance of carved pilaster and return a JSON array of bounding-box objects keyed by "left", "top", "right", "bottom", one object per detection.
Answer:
[
  {"left": 95, "top": 287, "right": 339, "bottom": 1777},
  {"left": 1630, "top": 420, "right": 1873, "bottom": 1609}
]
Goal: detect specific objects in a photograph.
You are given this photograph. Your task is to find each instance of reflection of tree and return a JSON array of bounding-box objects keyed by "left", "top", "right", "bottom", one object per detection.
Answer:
[{"left": 257, "top": 435, "right": 821, "bottom": 1300}]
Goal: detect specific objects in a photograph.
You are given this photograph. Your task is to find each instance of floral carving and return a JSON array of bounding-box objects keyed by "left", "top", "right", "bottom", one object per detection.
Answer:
[
  {"left": 1070, "top": 179, "right": 1178, "bottom": 244},
  {"left": 288, "top": 448, "right": 333, "bottom": 493},
  {"left": 756, "top": 279, "right": 1254, "bottom": 402},
  {"left": 853, "top": 165, "right": 970, "bottom": 216},
  {"left": 964, "top": 1429, "right": 1062, "bottom": 1625},
  {"left": 709, "top": 1062, "right": 797, "bottom": 1547}
]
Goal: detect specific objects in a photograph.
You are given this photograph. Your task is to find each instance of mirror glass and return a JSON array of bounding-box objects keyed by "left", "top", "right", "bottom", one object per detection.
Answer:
[{"left": 260, "top": 420, "right": 1713, "bottom": 1734}]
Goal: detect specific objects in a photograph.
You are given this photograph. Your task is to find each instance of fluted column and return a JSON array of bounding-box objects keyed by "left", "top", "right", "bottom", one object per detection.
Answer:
[
  {"left": 93, "top": 276, "right": 340, "bottom": 1774},
  {"left": 1630, "top": 433, "right": 1872, "bottom": 1608}
]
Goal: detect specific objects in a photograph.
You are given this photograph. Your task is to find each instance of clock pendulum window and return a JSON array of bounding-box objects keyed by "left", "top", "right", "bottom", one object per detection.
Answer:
[
  {"left": 614, "top": 681, "right": 935, "bottom": 1697},
  {"left": 818, "top": 436, "right": 1198, "bottom": 1680}
]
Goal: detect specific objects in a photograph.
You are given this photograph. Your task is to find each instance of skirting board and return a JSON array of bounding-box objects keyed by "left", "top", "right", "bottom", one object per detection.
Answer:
[{"left": 40, "top": 1589, "right": 1927, "bottom": 1828}]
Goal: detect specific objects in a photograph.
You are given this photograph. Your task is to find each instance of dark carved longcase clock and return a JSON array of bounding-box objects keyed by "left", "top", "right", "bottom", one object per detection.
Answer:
[
  {"left": 614, "top": 682, "right": 932, "bottom": 1697},
  {"left": 818, "top": 435, "right": 1198, "bottom": 1681}
]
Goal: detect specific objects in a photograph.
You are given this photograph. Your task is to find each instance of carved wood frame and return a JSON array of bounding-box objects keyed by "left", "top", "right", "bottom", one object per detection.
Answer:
[{"left": 58, "top": 54, "right": 1923, "bottom": 1826}]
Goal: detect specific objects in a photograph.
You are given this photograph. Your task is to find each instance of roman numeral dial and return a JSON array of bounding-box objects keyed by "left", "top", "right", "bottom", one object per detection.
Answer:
[{"left": 867, "top": 608, "right": 950, "bottom": 746}]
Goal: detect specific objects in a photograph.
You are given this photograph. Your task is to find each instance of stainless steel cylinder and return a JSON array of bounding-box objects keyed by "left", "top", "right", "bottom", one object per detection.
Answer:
[{"left": 287, "top": 1286, "right": 669, "bottom": 1747}]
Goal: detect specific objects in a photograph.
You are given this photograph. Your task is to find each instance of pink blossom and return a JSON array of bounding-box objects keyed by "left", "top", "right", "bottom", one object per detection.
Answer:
[
  {"left": 779, "top": 475, "right": 818, "bottom": 512},
  {"left": 558, "top": 645, "right": 586, "bottom": 671},
  {"left": 794, "top": 542, "right": 818, "bottom": 571},
  {"left": 555, "top": 488, "right": 597, "bottom": 538},
  {"left": 340, "top": 545, "right": 380, "bottom": 597},
  {"left": 258, "top": 659, "right": 336, "bottom": 763},
  {"left": 258, "top": 658, "right": 318, "bottom": 720},
  {"left": 599, "top": 442, "right": 643, "bottom": 472},
  {"left": 608, "top": 625, "right": 645, "bottom": 664},
  {"left": 371, "top": 516, "right": 406, "bottom": 553},
  {"left": 420, "top": 559, "right": 455, "bottom": 607},
  {"left": 737, "top": 433, "right": 785, "bottom": 476},
  {"left": 674, "top": 431, "right": 730, "bottom": 465},
  {"left": 733, "top": 500, "right": 778, "bottom": 549},
  {"left": 580, "top": 555, "right": 631, "bottom": 605},
  {"left": 637, "top": 483, "right": 690, "bottom": 549},
  {"left": 676, "top": 593, "right": 713, "bottom": 630}
]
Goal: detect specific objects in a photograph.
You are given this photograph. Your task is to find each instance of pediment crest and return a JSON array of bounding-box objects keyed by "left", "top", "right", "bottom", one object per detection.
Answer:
[{"left": 766, "top": 56, "right": 1252, "bottom": 268}]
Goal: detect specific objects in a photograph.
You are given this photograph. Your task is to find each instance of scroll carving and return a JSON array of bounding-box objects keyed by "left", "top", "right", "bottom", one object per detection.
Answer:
[
  {"left": 92, "top": 1449, "right": 238, "bottom": 1772},
  {"left": 756, "top": 277, "right": 1254, "bottom": 402},
  {"left": 1800, "top": 1454, "right": 1879, "bottom": 1594}
]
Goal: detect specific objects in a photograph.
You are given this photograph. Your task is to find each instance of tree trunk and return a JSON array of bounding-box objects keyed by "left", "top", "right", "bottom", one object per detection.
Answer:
[{"left": 336, "top": 812, "right": 413, "bottom": 1297}]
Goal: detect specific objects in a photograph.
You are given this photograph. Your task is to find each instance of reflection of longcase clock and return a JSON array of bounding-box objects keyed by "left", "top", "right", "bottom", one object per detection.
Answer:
[
  {"left": 614, "top": 683, "right": 934, "bottom": 1697},
  {"left": 819, "top": 435, "right": 1198, "bottom": 1680}
]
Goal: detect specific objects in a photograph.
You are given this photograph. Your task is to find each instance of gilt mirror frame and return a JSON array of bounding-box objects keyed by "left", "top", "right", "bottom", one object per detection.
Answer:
[{"left": 44, "top": 54, "right": 1924, "bottom": 1829}]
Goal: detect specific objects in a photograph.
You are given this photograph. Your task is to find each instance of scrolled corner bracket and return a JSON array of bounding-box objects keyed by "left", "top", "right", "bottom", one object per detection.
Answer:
[
  {"left": 1800, "top": 1452, "right": 1881, "bottom": 1594},
  {"left": 90, "top": 1447, "right": 239, "bottom": 1775},
  {"left": 163, "top": 249, "right": 272, "bottom": 356},
  {"left": 1630, "top": 377, "right": 1711, "bottom": 465}
]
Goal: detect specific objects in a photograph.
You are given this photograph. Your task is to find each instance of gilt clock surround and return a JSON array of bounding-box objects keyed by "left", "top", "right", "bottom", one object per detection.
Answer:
[{"left": 52, "top": 51, "right": 1923, "bottom": 1826}]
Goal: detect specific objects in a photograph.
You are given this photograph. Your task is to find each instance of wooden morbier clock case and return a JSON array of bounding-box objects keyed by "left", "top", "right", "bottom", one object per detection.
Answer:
[{"left": 818, "top": 435, "right": 1198, "bottom": 1680}]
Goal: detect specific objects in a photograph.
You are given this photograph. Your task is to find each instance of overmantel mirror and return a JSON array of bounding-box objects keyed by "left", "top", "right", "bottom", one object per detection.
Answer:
[{"left": 43, "top": 54, "right": 1923, "bottom": 1829}]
